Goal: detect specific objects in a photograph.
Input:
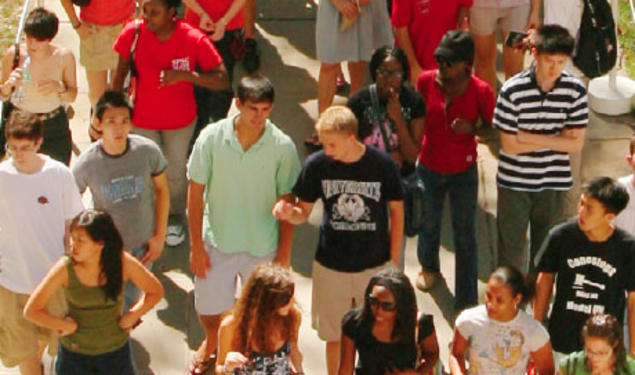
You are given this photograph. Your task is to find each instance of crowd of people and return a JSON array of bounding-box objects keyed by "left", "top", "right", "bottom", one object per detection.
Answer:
[{"left": 0, "top": 0, "right": 634, "bottom": 374}]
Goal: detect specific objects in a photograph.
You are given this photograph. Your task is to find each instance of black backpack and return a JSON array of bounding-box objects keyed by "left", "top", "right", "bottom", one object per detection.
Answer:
[{"left": 573, "top": 0, "right": 617, "bottom": 78}]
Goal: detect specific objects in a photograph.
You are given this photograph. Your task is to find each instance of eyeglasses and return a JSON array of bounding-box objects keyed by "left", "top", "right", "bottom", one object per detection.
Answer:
[
  {"left": 585, "top": 347, "right": 613, "bottom": 358},
  {"left": 377, "top": 68, "right": 404, "bottom": 80},
  {"left": 367, "top": 295, "right": 397, "bottom": 311},
  {"left": 435, "top": 55, "right": 458, "bottom": 67}
]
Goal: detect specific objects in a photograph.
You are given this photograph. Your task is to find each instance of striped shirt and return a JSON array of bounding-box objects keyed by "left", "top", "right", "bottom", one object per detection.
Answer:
[{"left": 494, "top": 68, "right": 588, "bottom": 192}]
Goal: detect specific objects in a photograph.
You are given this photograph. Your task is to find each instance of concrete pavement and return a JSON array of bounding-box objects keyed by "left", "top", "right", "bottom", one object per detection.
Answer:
[{"left": 2, "top": 0, "right": 634, "bottom": 374}]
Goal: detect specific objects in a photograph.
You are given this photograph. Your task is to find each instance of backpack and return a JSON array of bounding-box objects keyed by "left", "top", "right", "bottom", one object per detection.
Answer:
[{"left": 573, "top": 0, "right": 617, "bottom": 78}]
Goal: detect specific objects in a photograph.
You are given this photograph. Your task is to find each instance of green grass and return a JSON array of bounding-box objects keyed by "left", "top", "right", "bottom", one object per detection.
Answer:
[
  {"left": 0, "top": 0, "right": 23, "bottom": 53},
  {"left": 618, "top": 0, "right": 635, "bottom": 78}
]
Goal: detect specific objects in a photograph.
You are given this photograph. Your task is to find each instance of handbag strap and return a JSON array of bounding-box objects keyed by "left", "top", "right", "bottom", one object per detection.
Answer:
[
  {"left": 12, "top": 43, "right": 20, "bottom": 70},
  {"left": 369, "top": 84, "right": 392, "bottom": 151},
  {"left": 128, "top": 19, "right": 141, "bottom": 75}
]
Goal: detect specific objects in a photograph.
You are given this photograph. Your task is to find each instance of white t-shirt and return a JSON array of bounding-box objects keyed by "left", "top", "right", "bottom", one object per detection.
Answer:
[
  {"left": 456, "top": 305, "right": 550, "bottom": 375},
  {"left": 0, "top": 156, "right": 83, "bottom": 294},
  {"left": 614, "top": 175, "right": 635, "bottom": 234}
]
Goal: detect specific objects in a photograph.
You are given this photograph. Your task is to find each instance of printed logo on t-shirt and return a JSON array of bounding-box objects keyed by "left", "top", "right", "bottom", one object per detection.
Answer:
[
  {"left": 414, "top": 0, "right": 430, "bottom": 14},
  {"left": 171, "top": 57, "right": 191, "bottom": 71},
  {"left": 564, "top": 256, "right": 616, "bottom": 315},
  {"left": 37, "top": 196, "right": 49, "bottom": 205},
  {"left": 323, "top": 180, "right": 380, "bottom": 231},
  {"left": 470, "top": 326, "right": 527, "bottom": 374},
  {"left": 101, "top": 176, "right": 144, "bottom": 203}
]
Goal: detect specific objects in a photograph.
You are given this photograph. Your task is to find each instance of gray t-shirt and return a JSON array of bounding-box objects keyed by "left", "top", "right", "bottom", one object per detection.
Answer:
[{"left": 72, "top": 135, "right": 167, "bottom": 249}]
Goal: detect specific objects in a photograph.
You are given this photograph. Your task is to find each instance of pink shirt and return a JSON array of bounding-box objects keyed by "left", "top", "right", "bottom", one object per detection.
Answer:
[
  {"left": 114, "top": 20, "right": 223, "bottom": 130},
  {"left": 416, "top": 70, "right": 495, "bottom": 174},
  {"left": 391, "top": 0, "right": 472, "bottom": 70},
  {"left": 80, "top": 0, "right": 135, "bottom": 25}
]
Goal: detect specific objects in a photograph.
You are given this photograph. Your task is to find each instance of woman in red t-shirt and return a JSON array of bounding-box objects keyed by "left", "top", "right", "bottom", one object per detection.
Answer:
[{"left": 112, "top": 0, "right": 229, "bottom": 247}]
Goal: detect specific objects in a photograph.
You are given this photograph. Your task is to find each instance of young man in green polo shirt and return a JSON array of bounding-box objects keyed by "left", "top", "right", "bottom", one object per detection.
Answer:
[{"left": 186, "top": 74, "right": 301, "bottom": 374}]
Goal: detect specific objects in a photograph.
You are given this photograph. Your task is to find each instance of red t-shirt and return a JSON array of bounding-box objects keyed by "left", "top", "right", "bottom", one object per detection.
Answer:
[
  {"left": 114, "top": 20, "right": 223, "bottom": 130},
  {"left": 391, "top": 0, "right": 472, "bottom": 70},
  {"left": 80, "top": 0, "right": 136, "bottom": 25},
  {"left": 416, "top": 70, "right": 494, "bottom": 174},
  {"left": 184, "top": 0, "right": 244, "bottom": 31}
]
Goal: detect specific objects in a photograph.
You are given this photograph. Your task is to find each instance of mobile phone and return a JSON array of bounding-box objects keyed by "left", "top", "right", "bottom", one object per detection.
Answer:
[{"left": 505, "top": 30, "right": 527, "bottom": 48}]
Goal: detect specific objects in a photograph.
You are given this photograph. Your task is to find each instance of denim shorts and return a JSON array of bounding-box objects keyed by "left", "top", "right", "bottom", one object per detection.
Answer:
[{"left": 55, "top": 341, "right": 135, "bottom": 375}]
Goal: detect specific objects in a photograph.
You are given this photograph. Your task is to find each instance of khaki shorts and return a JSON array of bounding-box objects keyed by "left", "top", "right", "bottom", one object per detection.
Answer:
[
  {"left": 311, "top": 260, "right": 392, "bottom": 342},
  {"left": 79, "top": 22, "right": 125, "bottom": 72},
  {"left": 0, "top": 285, "right": 66, "bottom": 367},
  {"left": 469, "top": 4, "right": 530, "bottom": 35}
]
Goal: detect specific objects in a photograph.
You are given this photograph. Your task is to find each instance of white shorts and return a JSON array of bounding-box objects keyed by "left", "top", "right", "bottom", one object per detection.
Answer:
[
  {"left": 469, "top": 4, "right": 531, "bottom": 35},
  {"left": 194, "top": 244, "right": 276, "bottom": 315}
]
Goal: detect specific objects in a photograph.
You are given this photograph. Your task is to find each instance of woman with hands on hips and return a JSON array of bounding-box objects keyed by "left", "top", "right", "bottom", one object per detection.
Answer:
[{"left": 23, "top": 210, "right": 164, "bottom": 375}]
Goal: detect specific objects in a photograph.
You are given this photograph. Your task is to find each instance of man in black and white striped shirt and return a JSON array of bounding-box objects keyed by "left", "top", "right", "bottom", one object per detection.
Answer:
[{"left": 494, "top": 25, "right": 588, "bottom": 274}]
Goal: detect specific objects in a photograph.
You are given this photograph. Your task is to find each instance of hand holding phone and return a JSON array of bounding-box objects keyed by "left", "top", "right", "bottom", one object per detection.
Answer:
[{"left": 505, "top": 30, "right": 527, "bottom": 49}]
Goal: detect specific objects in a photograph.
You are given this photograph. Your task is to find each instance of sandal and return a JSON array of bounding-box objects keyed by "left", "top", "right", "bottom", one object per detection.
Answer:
[{"left": 189, "top": 353, "right": 216, "bottom": 375}]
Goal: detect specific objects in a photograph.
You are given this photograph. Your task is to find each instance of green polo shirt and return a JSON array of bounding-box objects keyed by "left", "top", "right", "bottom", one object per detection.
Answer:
[{"left": 187, "top": 114, "right": 301, "bottom": 256}]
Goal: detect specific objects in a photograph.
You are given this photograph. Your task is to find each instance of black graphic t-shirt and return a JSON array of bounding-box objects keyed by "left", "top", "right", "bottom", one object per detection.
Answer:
[
  {"left": 537, "top": 219, "right": 635, "bottom": 353},
  {"left": 347, "top": 85, "right": 426, "bottom": 153},
  {"left": 293, "top": 147, "right": 403, "bottom": 272}
]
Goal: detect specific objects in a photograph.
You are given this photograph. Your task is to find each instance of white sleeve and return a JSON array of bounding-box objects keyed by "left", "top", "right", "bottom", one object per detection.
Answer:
[
  {"left": 526, "top": 316, "right": 550, "bottom": 352},
  {"left": 455, "top": 308, "right": 475, "bottom": 340},
  {"left": 63, "top": 169, "right": 84, "bottom": 220}
]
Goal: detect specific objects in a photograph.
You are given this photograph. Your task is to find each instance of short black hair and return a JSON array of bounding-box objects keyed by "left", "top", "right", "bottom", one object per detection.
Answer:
[
  {"left": 582, "top": 176, "right": 629, "bottom": 215},
  {"left": 95, "top": 90, "right": 133, "bottom": 120},
  {"left": 24, "top": 7, "right": 59, "bottom": 41},
  {"left": 535, "top": 24, "right": 575, "bottom": 56},
  {"left": 4, "top": 110, "right": 44, "bottom": 141},
  {"left": 154, "top": 0, "right": 181, "bottom": 9},
  {"left": 369, "top": 46, "right": 410, "bottom": 84},
  {"left": 237, "top": 74, "right": 275, "bottom": 103}
]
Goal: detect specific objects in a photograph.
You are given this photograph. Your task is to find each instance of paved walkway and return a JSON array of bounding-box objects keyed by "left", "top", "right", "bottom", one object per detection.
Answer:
[{"left": 2, "top": 0, "right": 634, "bottom": 374}]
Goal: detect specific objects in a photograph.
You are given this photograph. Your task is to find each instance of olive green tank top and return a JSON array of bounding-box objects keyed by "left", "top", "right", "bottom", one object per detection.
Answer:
[{"left": 60, "top": 255, "right": 128, "bottom": 355}]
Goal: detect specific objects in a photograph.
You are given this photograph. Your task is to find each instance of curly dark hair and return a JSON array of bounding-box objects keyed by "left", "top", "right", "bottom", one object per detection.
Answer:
[
  {"left": 354, "top": 269, "right": 418, "bottom": 364},
  {"left": 231, "top": 263, "right": 299, "bottom": 354},
  {"left": 70, "top": 210, "right": 124, "bottom": 302},
  {"left": 581, "top": 314, "right": 628, "bottom": 374}
]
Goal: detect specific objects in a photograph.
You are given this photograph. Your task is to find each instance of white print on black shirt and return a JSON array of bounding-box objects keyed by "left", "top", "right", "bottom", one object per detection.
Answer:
[
  {"left": 323, "top": 180, "right": 380, "bottom": 232},
  {"left": 565, "top": 256, "right": 615, "bottom": 315}
]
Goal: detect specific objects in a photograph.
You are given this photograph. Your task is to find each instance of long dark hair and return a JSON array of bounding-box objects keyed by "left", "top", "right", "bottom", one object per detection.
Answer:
[
  {"left": 69, "top": 210, "right": 124, "bottom": 302},
  {"left": 356, "top": 269, "right": 417, "bottom": 356},
  {"left": 581, "top": 314, "right": 628, "bottom": 374},
  {"left": 231, "top": 263, "right": 299, "bottom": 354}
]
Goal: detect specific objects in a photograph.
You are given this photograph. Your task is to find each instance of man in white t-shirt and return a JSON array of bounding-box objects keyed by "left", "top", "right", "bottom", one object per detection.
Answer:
[{"left": 0, "top": 111, "right": 83, "bottom": 375}]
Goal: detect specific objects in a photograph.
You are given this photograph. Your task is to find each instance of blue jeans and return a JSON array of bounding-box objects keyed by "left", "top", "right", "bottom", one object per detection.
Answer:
[
  {"left": 416, "top": 164, "right": 478, "bottom": 308},
  {"left": 55, "top": 341, "right": 135, "bottom": 375},
  {"left": 123, "top": 245, "right": 151, "bottom": 312}
]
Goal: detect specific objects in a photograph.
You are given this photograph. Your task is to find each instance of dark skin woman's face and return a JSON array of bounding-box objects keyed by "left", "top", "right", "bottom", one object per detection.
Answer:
[
  {"left": 142, "top": 0, "right": 175, "bottom": 34},
  {"left": 375, "top": 56, "right": 404, "bottom": 99}
]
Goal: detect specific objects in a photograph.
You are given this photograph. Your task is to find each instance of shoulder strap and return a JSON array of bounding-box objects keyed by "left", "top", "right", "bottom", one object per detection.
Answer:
[
  {"left": 369, "top": 84, "right": 391, "bottom": 150},
  {"left": 12, "top": 43, "right": 20, "bottom": 70},
  {"left": 130, "top": 19, "right": 141, "bottom": 57}
]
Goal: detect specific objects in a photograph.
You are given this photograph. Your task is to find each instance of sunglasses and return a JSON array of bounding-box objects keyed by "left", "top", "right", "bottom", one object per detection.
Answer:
[{"left": 367, "top": 295, "right": 397, "bottom": 311}]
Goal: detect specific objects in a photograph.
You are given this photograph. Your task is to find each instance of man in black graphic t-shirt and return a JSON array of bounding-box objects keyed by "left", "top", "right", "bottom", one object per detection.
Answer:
[
  {"left": 273, "top": 106, "right": 404, "bottom": 375},
  {"left": 533, "top": 177, "right": 635, "bottom": 357}
]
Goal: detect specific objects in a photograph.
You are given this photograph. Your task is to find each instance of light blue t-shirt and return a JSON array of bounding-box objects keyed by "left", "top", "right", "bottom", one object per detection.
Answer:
[{"left": 187, "top": 115, "right": 301, "bottom": 256}]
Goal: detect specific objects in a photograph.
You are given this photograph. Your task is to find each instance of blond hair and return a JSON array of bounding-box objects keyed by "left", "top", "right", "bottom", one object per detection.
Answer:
[{"left": 315, "top": 105, "right": 358, "bottom": 136}]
